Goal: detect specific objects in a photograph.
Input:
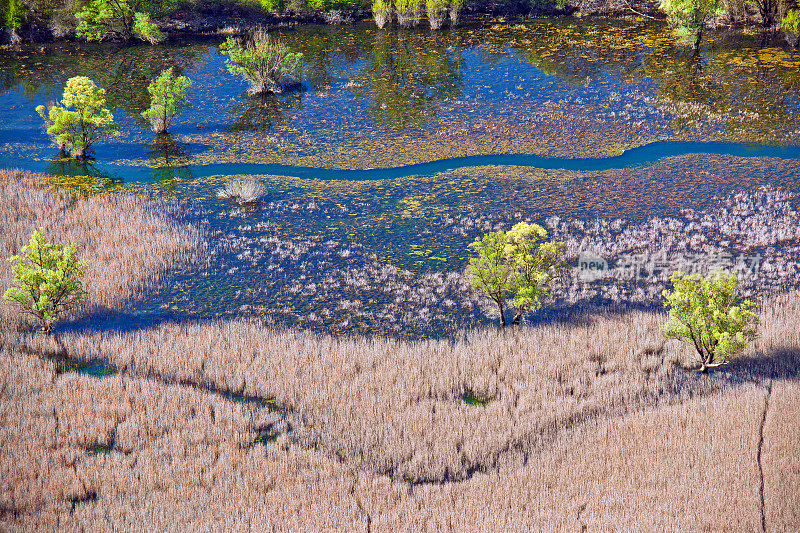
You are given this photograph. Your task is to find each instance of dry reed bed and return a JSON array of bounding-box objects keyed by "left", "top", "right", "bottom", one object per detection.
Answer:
[
  {"left": 2, "top": 332, "right": 798, "bottom": 531},
  {"left": 0, "top": 169, "right": 202, "bottom": 329},
  {"left": 0, "top": 335, "right": 263, "bottom": 530},
  {"left": 41, "top": 293, "right": 799, "bottom": 485}
]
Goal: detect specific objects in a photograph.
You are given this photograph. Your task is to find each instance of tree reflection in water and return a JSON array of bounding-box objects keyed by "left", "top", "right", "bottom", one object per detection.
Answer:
[
  {"left": 228, "top": 90, "right": 304, "bottom": 135},
  {"left": 45, "top": 158, "right": 124, "bottom": 194},
  {"left": 350, "top": 30, "right": 463, "bottom": 131},
  {"left": 148, "top": 135, "right": 194, "bottom": 193}
]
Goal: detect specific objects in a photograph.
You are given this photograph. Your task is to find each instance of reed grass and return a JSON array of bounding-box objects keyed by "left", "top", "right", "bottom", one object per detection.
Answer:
[
  {"left": 1, "top": 293, "right": 798, "bottom": 530},
  {"left": 0, "top": 169, "right": 202, "bottom": 330}
]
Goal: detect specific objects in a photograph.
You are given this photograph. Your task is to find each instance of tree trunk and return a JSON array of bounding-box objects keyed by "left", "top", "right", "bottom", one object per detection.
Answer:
[
  {"left": 497, "top": 301, "right": 506, "bottom": 328},
  {"left": 512, "top": 311, "right": 522, "bottom": 327},
  {"left": 693, "top": 28, "right": 702, "bottom": 51}
]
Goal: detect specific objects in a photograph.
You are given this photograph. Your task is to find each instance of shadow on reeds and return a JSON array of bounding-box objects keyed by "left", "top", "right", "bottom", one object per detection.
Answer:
[{"left": 722, "top": 346, "right": 800, "bottom": 383}]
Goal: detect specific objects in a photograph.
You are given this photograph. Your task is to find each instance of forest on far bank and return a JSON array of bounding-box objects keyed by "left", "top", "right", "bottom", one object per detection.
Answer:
[{"left": 2, "top": 0, "right": 799, "bottom": 45}]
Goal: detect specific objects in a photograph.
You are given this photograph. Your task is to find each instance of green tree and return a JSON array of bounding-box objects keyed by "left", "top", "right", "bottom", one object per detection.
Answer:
[
  {"left": 36, "top": 76, "right": 120, "bottom": 159},
  {"left": 783, "top": 9, "right": 800, "bottom": 48},
  {"left": 372, "top": 0, "right": 390, "bottom": 28},
  {"left": 506, "top": 222, "right": 565, "bottom": 326},
  {"left": 4, "top": 0, "right": 24, "bottom": 41},
  {"left": 662, "top": 271, "right": 758, "bottom": 373},
  {"left": 4, "top": 228, "right": 88, "bottom": 334},
  {"left": 141, "top": 67, "right": 192, "bottom": 134},
  {"left": 660, "top": 0, "right": 726, "bottom": 49},
  {"left": 75, "top": 0, "right": 165, "bottom": 43},
  {"left": 132, "top": 11, "right": 164, "bottom": 43},
  {"left": 220, "top": 29, "right": 303, "bottom": 95},
  {"left": 465, "top": 230, "right": 514, "bottom": 327}
]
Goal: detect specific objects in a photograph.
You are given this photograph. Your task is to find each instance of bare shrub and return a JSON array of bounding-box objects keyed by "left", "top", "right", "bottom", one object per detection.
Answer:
[{"left": 215, "top": 179, "right": 266, "bottom": 203}]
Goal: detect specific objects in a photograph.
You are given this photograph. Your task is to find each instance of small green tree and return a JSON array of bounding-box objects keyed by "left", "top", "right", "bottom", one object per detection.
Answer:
[
  {"left": 465, "top": 230, "right": 514, "bottom": 327},
  {"left": 36, "top": 76, "right": 120, "bottom": 159},
  {"left": 372, "top": 0, "right": 391, "bottom": 28},
  {"left": 132, "top": 11, "right": 164, "bottom": 44},
  {"left": 75, "top": 0, "right": 164, "bottom": 43},
  {"left": 660, "top": 0, "right": 726, "bottom": 49},
  {"left": 782, "top": 10, "right": 800, "bottom": 48},
  {"left": 506, "top": 222, "right": 565, "bottom": 326},
  {"left": 141, "top": 68, "right": 192, "bottom": 134},
  {"left": 4, "top": 0, "right": 24, "bottom": 42},
  {"left": 4, "top": 228, "right": 88, "bottom": 334},
  {"left": 220, "top": 29, "right": 303, "bottom": 95},
  {"left": 662, "top": 271, "right": 758, "bottom": 373}
]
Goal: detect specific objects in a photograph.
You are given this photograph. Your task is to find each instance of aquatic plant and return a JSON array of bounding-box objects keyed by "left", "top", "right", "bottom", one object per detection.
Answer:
[
  {"left": 426, "top": 0, "right": 447, "bottom": 29},
  {"left": 449, "top": 0, "right": 463, "bottom": 23},
  {"left": 3, "top": 228, "right": 88, "bottom": 334},
  {"left": 141, "top": 68, "right": 192, "bottom": 134},
  {"left": 219, "top": 29, "right": 303, "bottom": 95},
  {"left": 663, "top": 271, "right": 758, "bottom": 373},
  {"left": 395, "top": 0, "right": 417, "bottom": 26},
  {"left": 35, "top": 77, "right": 120, "bottom": 159},
  {"left": 782, "top": 9, "right": 800, "bottom": 48},
  {"left": 216, "top": 179, "right": 266, "bottom": 204},
  {"left": 372, "top": 0, "right": 391, "bottom": 28}
]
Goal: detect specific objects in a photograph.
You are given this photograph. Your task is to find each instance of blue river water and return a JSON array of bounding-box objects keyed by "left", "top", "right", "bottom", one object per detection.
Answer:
[{"left": 2, "top": 141, "right": 799, "bottom": 183}]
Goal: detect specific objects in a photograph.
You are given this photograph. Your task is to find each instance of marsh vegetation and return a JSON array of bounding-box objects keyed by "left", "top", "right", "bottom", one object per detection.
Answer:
[{"left": 1, "top": 11, "right": 800, "bottom": 531}]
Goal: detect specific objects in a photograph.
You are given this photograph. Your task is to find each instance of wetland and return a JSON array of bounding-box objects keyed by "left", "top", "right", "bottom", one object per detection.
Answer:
[{"left": 1, "top": 18, "right": 799, "bottom": 336}]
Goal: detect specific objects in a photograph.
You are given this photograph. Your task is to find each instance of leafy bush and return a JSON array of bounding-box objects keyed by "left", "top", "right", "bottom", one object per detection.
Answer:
[
  {"left": 372, "top": 0, "right": 391, "bottom": 27},
  {"left": 506, "top": 222, "right": 565, "bottom": 325},
  {"left": 659, "top": 0, "right": 725, "bottom": 49},
  {"left": 132, "top": 11, "right": 164, "bottom": 44},
  {"left": 220, "top": 29, "right": 303, "bottom": 95},
  {"left": 4, "top": 228, "right": 88, "bottom": 334},
  {"left": 36, "top": 76, "right": 120, "bottom": 159},
  {"left": 662, "top": 271, "right": 758, "bottom": 372},
  {"left": 141, "top": 68, "right": 192, "bottom": 134},
  {"left": 75, "top": 0, "right": 165, "bottom": 43},
  {"left": 465, "top": 230, "right": 514, "bottom": 327}
]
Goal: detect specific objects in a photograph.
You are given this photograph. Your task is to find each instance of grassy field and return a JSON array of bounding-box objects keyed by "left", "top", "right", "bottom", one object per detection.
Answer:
[{"left": 1, "top": 172, "right": 798, "bottom": 531}]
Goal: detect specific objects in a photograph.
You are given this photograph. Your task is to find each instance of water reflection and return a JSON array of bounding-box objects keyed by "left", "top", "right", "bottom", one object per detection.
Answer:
[
  {"left": 0, "top": 41, "right": 209, "bottom": 117},
  {"left": 45, "top": 158, "right": 124, "bottom": 194},
  {"left": 350, "top": 30, "right": 463, "bottom": 130},
  {"left": 639, "top": 45, "right": 800, "bottom": 143},
  {"left": 228, "top": 90, "right": 304, "bottom": 135},
  {"left": 147, "top": 135, "right": 194, "bottom": 192}
]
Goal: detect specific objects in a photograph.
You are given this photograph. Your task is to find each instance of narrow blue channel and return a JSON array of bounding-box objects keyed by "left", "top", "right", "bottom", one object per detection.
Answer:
[{"left": 2, "top": 141, "right": 799, "bottom": 183}]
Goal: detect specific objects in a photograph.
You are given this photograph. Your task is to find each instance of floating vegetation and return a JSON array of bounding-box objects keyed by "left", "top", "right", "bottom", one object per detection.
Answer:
[{"left": 103, "top": 155, "right": 800, "bottom": 338}]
